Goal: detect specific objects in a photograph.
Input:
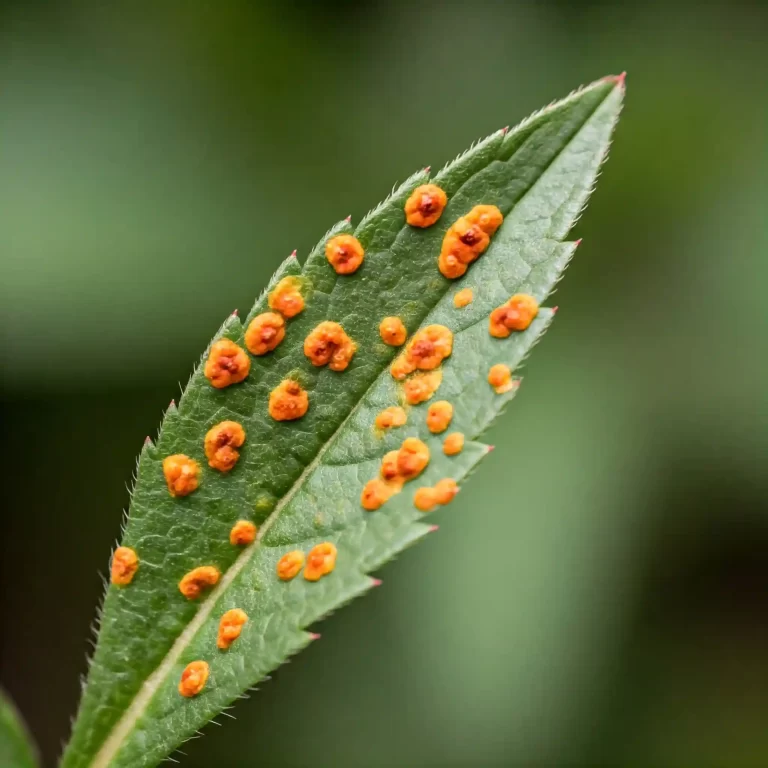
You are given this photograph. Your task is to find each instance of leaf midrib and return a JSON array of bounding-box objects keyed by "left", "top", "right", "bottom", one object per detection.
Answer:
[{"left": 88, "top": 83, "right": 613, "bottom": 767}]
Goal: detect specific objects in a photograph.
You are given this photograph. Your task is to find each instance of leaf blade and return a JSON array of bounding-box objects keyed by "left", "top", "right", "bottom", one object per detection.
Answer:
[
  {"left": 0, "top": 689, "right": 39, "bottom": 768},
  {"left": 63, "top": 75, "right": 623, "bottom": 768}
]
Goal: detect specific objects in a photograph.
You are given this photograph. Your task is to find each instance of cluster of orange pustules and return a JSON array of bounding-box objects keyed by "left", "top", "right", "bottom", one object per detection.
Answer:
[
  {"left": 489, "top": 294, "right": 539, "bottom": 338},
  {"left": 488, "top": 364, "right": 515, "bottom": 394},
  {"left": 375, "top": 406, "right": 407, "bottom": 430},
  {"left": 361, "top": 437, "right": 430, "bottom": 511},
  {"left": 276, "top": 542, "right": 338, "bottom": 582},
  {"left": 439, "top": 205, "right": 504, "bottom": 279},
  {"left": 413, "top": 478, "right": 459, "bottom": 512},
  {"left": 390, "top": 324, "right": 453, "bottom": 380},
  {"left": 304, "top": 321, "right": 357, "bottom": 371},
  {"left": 204, "top": 421, "right": 246, "bottom": 472},
  {"left": 426, "top": 401, "right": 453, "bottom": 433}
]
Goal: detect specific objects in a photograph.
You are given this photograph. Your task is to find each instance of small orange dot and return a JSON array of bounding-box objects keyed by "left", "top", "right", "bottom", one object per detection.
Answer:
[
  {"left": 375, "top": 406, "right": 407, "bottom": 430},
  {"left": 245, "top": 312, "right": 286, "bottom": 356},
  {"left": 303, "top": 542, "right": 338, "bottom": 582},
  {"left": 277, "top": 550, "right": 305, "bottom": 581},
  {"left": 204, "top": 339, "right": 251, "bottom": 388},
  {"left": 326, "top": 234, "right": 364, "bottom": 275},
  {"left": 162, "top": 454, "right": 201, "bottom": 497},
  {"left": 434, "top": 478, "right": 459, "bottom": 505},
  {"left": 268, "top": 277, "right": 305, "bottom": 318},
  {"left": 489, "top": 294, "right": 539, "bottom": 337},
  {"left": 229, "top": 520, "right": 257, "bottom": 546},
  {"left": 443, "top": 432, "right": 465, "bottom": 456},
  {"left": 453, "top": 288, "right": 474, "bottom": 308},
  {"left": 414, "top": 486, "right": 438, "bottom": 512},
  {"left": 217, "top": 608, "right": 248, "bottom": 650},
  {"left": 304, "top": 321, "right": 356, "bottom": 371},
  {"left": 269, "top": 379, "right": 309, "bottom": 421},
  {"left": 488, "top": 364, "right": 514, "bottom": 393},
  {"left": 204, "top": 421, "right": 246, "bottom": 472},
  {"left": 111, "top": 546, "right": 139, "bottom": 586},
  {"left": 179, "top": 566, "right": 221, "bottom": 599},
  {"left": 379, "top": 316, "right": 407, "bottom": 346},
  {"left": 404, "top": 184, "right": 448, "bottom": 228},
  {"left": 179, "top": 660, "right": 209, "bottom": 697},
  {"left": 426, "top": 400, "right": 453, "bottom": 434}
]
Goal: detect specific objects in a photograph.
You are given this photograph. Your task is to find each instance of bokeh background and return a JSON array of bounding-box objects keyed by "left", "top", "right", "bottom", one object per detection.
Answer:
[{"left": 1, "top": 1, "right": 767, "bottom": 766}]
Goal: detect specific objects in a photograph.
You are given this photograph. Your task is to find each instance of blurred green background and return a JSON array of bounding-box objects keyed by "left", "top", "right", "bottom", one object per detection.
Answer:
[{"left": 1, "top": 1, "right": 767, "bottom": 766}]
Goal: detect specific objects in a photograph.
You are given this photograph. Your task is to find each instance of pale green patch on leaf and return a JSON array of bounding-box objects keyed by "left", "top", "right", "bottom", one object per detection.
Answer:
[
  {"left": 0, "top": 689, "right": 39, "bottom": 768},
  {"left": 62, "top": 75, "right": 624, "bottom": 768}
]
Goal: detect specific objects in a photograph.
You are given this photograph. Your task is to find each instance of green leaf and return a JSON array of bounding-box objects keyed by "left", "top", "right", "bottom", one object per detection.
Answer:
[
  {"left": 0, "top": 689, "right": 39, "bottom": 768},
  {"left": 63, "top": 75, "right": 624, "bottom": 768}
]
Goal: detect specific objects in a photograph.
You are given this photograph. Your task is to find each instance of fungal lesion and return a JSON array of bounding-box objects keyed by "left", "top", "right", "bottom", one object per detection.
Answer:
[
  {"left": 269, "top": 378, "right": 309, "bottom": 421},
  {"left": 217, "top": 608, "right": 248, "bottom": 650},
  {"left": 204, "top": 421, "right": 246, "bottom": 472},
  {"left": 439, "top": 204, "right": 504, "bottom": 279},
  {"left": 229, "top": 520, "right": 257, "bottom": 546},
  {"left": 162, "top": 454, "right": 201, "bottom": 497},
  {"left": 204, "top": 339, "right": 251, "bottom": 389},
  {"left": 375, "top": 406, "right": 407, "bottom": 431},
  {"left": 325, "top": 234, "right": 365, "bottom": 275},
  {"left": 413, "top": 478, "right": 458, "bottom": 512},
  {"left": 178, "top": 565, "right": 221, "bottom": 599},
  {"left": 390, "top": 324, "right": 453, "bottom": 380},
  {"left": 488, "top": 364, "right": 515, "bottom": 394},
  {"left": 404, "top": 183, "right": 448, "bottom": 228},
  {"left": 426, "top": 400, "right": 453, "bottom": 434},
  {"left": 379, "top": 316, "right": 407, "bottom": 347},
  {"left": 277, "top": 550, "right": 305, "bottom": 581},
  {"left": 489, "top": 294, "right": 539, "bottom": 338},
  {"left": 268, "top": 276, "right": 305, "bottom": 318},
  {"left": 304, "top": 321, "right": 356, "bottom": 371},
  {"left": 245, "top": 312, "right": 286, "bottom": 356},
  {"left": 361, "top": 437, "right": 430, "bottom": 511},
  {"left": 402, "top": 370, "right": 443, "bottom": 406},
  {"left": 110, "top": 546, "right": 139, "bottom": 586},
  {"left": 303, "top": 542, "right": 337, "bottom": 582},
  {"left": 179, "top": 661, "right": 209, "bottom": 697}
]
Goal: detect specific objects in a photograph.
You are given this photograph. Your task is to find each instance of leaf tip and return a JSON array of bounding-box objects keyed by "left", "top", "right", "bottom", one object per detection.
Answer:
[
  {"left": 551, "top": 305, "right": 559, "bottom": 314},
  {"left": 370, "top": 578, "right": 383, "bottom": 588},
  {"left": 231, "top": 309, "right": 238, "bottom": 317},
  {"left": 603, "top": 71, "right": 627, "bottom": 90},
  {"left": 289, "top": 249, "right": 297, "bottom": 258},
  {"left": 428, "top": 524, "right": 439, "bottom": 533},
  {"left": 308, "top": 632, "right": 321, "bottom": 641},
  {"left": 344, "top": 214, "right": 352, "bottom": 223}
]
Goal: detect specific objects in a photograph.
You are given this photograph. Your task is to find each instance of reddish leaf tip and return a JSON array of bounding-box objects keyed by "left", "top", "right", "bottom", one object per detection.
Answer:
[
  {"left": 290, "top": 249, "right": 297, "bottom": 258},
  {"left": 424, "top": 165, "right": 431, "bottom": 173},
  {"left": 574, "top": 238, "right": 583, "bottom": 247},
  {"left": 309, "top": 632, "right": 321, "bottom": 641},
  {"left": 169, "top": 399, "right": 175, "bottom": 408},
  {"left": 487, "top": 445, "right": 495, "bottom": 453},
  {"left": 231, "top": 309, "right": 238, "bottom": 317},
  {"left": 428, "top": 524, "right": 440, "bottom": 532},
  {"left": 370, "top": 578, "right": 383, "bottom": 587},
  {"left": 605, "top": 71, "right": 626, "bottom": 88},
  {"left": 144, "top": 436, "right": 152, "bottom": 445},
  {"left": 344, "top": 215, "right": 351, "bottom": 223},
  {"left": 552, "top": 305, "right": 559, "bottom": 314}
]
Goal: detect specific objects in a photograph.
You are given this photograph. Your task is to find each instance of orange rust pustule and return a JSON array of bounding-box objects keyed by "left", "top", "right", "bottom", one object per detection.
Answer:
[
  {"left": 404, "top": 184, "right": 448, "bottom": 228},
  {"left": 304, "top": 321, "right": 356, "bottom": 371},
  {"left": 277, "top": 550, "right": 305, "bottom": 581},
  {"left": 245, "top": 312, "right": 286, "bottom": 356},
  {"left": 488, "top": 363, "right": 514, "bottom": 393},
  {"left": 397, "top": 437, "right": 430, "bottom": 480},
  {"left": 217, "top": 608, "right": 248, "bottom": 650},
  {"left": 304, "top": 542, "right": 337, "bottom": 582},
  {"left": 268, "top": 277, "right": 305, "bottom": 318},
  {"left": 434, "top": 478, "right": 459, "bottom": 505},
  {"left": 179, "top": 565, "right": 221, "bottom": 600},
  {"left": 179, "top": 661, "right": 209, "bottom": 697},
  {"left": 375, "top": 406, "right": 407, "bottom": 430},
  {"left": 489, "top": 294, "right": 539, "bottom": 338},
  {"left": 269, "top": 379, "right": 309, "bottom": 421},
  {"left": 438, "top": 204, "right": 503, "bottom": 279},
  {"left": 380, "top": 450, "right": 401, "bottom": 481},
  {"left": 111, "top": 546, "right": 139, "bottom": 586},
  {"left": 162, "top": 454, "right": 201, "bottom": 497},
  {"left": 379, "top": 316, "right": 407, "bottom": 346},
  {"left": 426, "top": 400, "right": 453, "bottom": 434},
  {"left": 204, "top": 339, "right": 251, "bottom": 388},
  {"left": 204, "top": 420, "right": 246, "bottom": 472},
  {"left": 229, "top": 520, "right": 257, "bottom": 546},
  {"left": 361, "top": 478, "right": 396, "bottom": 511},
  {"left": 414, "top": 486, "right": 438, "bottom": 512},
  {"left": 403, "top": 370, "right": 442, "bottom": 405},
  {"left": 443, "top": 432, "right": 465, "bottom": 456},
  {"left": 390, "top": 325, "right": 453, "bottom": 380},
  {"left": 326, "top": 234, "right": 364, "bottom": 275},
  {"left": 453, "top": 288, "right": 474, "bottom": 308}
]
